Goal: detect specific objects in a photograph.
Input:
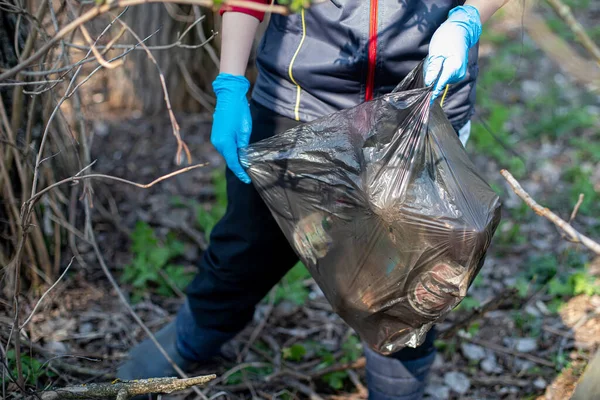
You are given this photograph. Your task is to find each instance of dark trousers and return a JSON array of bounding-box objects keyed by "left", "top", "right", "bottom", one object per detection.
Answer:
[{"left": 177, "top": 100, "right": 436, "bottom": 364}]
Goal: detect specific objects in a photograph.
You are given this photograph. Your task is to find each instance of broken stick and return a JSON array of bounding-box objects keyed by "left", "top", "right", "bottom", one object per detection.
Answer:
[
  {"left": 38, "top": 375, "right": 216, "bottom": 400},
  {"left": 500, "top": 169, "right": 600, "bottom": 255}
]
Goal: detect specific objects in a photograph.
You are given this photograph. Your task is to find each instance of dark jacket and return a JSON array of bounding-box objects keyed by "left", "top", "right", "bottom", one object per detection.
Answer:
[{"left": 221, "top": 0, "right": 478, "bottom": 131}]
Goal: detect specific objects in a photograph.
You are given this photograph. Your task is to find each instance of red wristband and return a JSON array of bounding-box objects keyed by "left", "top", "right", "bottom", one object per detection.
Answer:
[{"left": 219, "top": 0, "right": 269, "bottom": 22}]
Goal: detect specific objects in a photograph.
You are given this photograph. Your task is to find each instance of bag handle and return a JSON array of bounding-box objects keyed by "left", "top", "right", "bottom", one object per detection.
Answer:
[{"left": 391, "top": 58, "right": 443, "bottom": 95}]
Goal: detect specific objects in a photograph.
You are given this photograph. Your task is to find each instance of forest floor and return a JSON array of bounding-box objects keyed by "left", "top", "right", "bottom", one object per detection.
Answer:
[{"left": 10, "top": 2, "right": 600, "bottom": 400}]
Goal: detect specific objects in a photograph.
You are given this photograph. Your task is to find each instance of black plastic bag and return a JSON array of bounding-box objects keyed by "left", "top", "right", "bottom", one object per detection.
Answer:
[{"left": 240, "top": 62, "right": 502, "bottom": 354}]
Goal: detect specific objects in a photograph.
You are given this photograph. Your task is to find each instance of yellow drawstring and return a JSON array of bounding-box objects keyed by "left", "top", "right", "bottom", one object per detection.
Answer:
[
  {"left": 288, "top": 8, "right": 307, "bottom": 121},
  {"left": 440, "top": 84, "right": 449, "bottom": 107}
]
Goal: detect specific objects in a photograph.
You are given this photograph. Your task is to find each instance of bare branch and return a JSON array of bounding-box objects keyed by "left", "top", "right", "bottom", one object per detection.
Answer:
[
  {"left": 0, "top": 0, "right": 289, "bottom": 81},
  {"left": 63, "top": 29, "right": 160, "bottom": 97},
  {"left": 29, "top": 7, "right": 129, "bottom": 200},
  {"left": 38, "top": 375, "right": 216, "bottom": 400},
  {"left": 0, "top": 79, "right": 62, "bottom": 87},
  {"left": 77, "top": 23, "right": 124, "bottom": 69},
  {"left": 63, "top": 14, "right": 213, "bottom": 51},
  {"left": 193, "top": 6, "right": 220, "bottom": 70},
  {"left": 26, "top": 163, "right": 208, "bottom": 208},
  {"left": 177, "top": 59, "right": 216, "bottom": 112},
  {"left": 20, "top": 257, "right": 76, "bottom": 329},
  {"left": 501, "top": 170, "right": 600, "bottom": 255},
  {"left": 544, "top": 0, "right": 600, "bottom": 65}
]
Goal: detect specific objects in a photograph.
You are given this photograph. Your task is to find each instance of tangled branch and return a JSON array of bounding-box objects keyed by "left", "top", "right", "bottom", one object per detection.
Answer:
[{"left": 0, "top": 0, "right": 289, "bottom": 81}]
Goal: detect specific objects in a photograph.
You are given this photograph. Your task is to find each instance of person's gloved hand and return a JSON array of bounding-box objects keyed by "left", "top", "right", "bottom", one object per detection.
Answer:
[
  {"left": 211, "top": 73, "right": 252, "bottom": 184},
  {"left": 424, "top": 5, "right": 482, "bottom": 102}
]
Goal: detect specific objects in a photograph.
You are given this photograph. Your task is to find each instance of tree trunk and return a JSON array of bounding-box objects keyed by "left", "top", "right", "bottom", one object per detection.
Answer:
[{"left": 102, "top": 4, "right": 220, "bottom": 116}]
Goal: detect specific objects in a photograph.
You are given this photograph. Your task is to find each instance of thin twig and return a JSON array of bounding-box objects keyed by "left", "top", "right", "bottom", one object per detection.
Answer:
[
  {"left": 569, "top": 193, "right": 585, "bottom": 224},
  {"left": 211, "top": 362, "right": 272, "bottom": 387},
  {"left": 8, "top": 0, "right": 48, "bottom": 135},
  {"left": 0, "top": 79, "right": 62, "bottom": 87},
  {"left": 77, "top": 23, "right": 123, "bottom": 69},
  {"left": 310, "top": 357, "right": 366, "bottom": 378},
  {"left": 158, "top": 270, "right": 186, "bottom": 299},
  {"left": 46, "top": 359, "right": 111, "bottom": 378},
  {"left": 26, "top": 163, "right": 207, "bottom": 208},
  {"left": 64, "top": 14, "right": 211, "bottom": 51},
  {"left": 113, "top": 16, "right": 191, "bottom": 165},
  {"left": 193, "top": 6, "right": 220, "bottom": 70},
  {"left": 163, "top": 2, "right": 196, "bottom": 22},
  {"left": 20, "top": 257, "right": 76, "bottom": 329},
  {"left": 177, "top": 59, "right": 216, "bottom": 112},
  {"left": 101, "top": 26, "right": 128, "bottom": 54},
  {"left": 287, "top": 379, "right": 324, "bottom": 400},
  {"left": 29, "top": 7, "right": 129, "bottom": 201},
  {"left": 440, "top": 288, "right": 518, "bottom": 339},
  {"left": 238, "top": 290, "right": 276, "bottom": 363},
  {"left": 62, "top": 29, "right": 159, "bottom": 98},
  {"left": 501, "top": 169, "right": 600, "bottom": 255},
  {"left": 346, "top": 369, "right": 368, "bottom": 398},
  {"left": 543, "top": 325, "right": 574, "bottom": 339},
  {"left": 471, "top": 376, "right": 530, "bottom": 387},
  {"left": 462, "top": 335, "right": 555, "bottom": 368}
]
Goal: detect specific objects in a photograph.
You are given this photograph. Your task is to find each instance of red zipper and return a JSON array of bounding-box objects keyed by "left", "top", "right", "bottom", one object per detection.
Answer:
[{"left": 365, "top": 0, "right": 378, "bottom": 101}]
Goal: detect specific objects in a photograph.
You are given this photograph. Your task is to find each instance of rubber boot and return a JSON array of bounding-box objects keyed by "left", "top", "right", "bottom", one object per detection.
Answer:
[
  {"left": 116, "top": 320, "right": 198, "bottom": 380},
  {"left": 117, "top": 300, "right": 236, "bottom": 380},
  {"left": 364, "top": 345, "right": 436, "bottom": 400}
]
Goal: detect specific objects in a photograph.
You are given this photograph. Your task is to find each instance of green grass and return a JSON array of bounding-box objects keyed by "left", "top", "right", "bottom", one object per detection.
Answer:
[
  {"left": 494, "top": 201, "right": 533, "bottom": 249},
  {"left": 569, "top": 136, "right": 600, "bottom": 163},
  {"left": 456, "top": 296, "right": 480, "bottom": 312},
  {"left": 278, "top": 335, "right": 362, "bottom": 390},
  {"left": 512, "top": 311, "right": 543, "bottom": 336},
  {"left": 318, "top": 335, "right": 362, "bottom": 390},
  {"left": 170, "top": 168, "right": 228, "bottom": 242},
  {"left": 225, "top": 365, "right": 274, "bottom": 385},
  {"left": 194, "top": 168, "right": 228, "bottom": 240},
  {"left": 562, "top": 166, "right": 600, "bottom": 217},
  {"left": 472, "top": 17, "right": 598, "bottom": 182},
  {"left": 521, "top": 84, "right": 597, "bottom": 141},
  {"left": 282, "top": 344, "right": 307, "bottom": 361},
  {"left": 510, "top": 250, "right": 595, "bottom": 315},
  {"left": 434, "top": 338, "right": 457, "bottom": 358},
  {"left": 274, "top": 262, "right": 312, "bottom": 305},
  {"left": 4, "top": 350, "right": 55, "bottom": 385},
  {"left": 470, "top": 41, "right": 528, "bottom": 177},
  {"left": 548, "top": 271, "right": 600, "bottom": 298},
  {"left": 495, "top": 220, "right": 528, "bottom": 248},
  {"left": 121, "top": 221, "right": 192, "bottom": 302}
]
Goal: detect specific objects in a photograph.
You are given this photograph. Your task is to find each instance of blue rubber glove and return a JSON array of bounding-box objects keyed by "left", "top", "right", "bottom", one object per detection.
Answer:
[
  {"left": 424, "top": 5, "right": 482, "bottom": 101},
  {"left": 211, "top": 73, "right": 252, "bottom": 184}
]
